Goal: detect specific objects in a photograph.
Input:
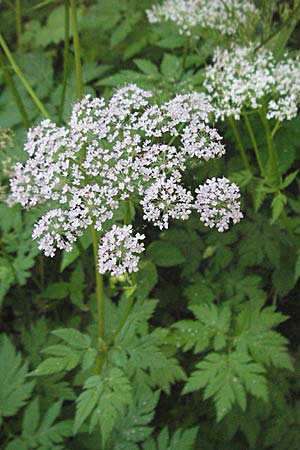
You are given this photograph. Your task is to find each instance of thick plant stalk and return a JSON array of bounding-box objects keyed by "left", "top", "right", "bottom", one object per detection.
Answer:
[
  {"left": 243, "top": 114, "right": 266, "bottom": 177},
  {"left": 0, "top": 34, "right": 51, "bottom": 119},
  {"left": 259, "top": 111, "right": 281, "bottom": 184},
  {"left": 228, "top": 116, "right": 252, "bottom": 173}
]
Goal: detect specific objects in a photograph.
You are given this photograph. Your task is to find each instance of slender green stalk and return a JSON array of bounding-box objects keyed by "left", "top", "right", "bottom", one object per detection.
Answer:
[
  {"left": 68, "top": 0, "right": 105, "bottom": 370},
  {"left": 271, "top": 119, "right": 281, "bottom": 138},
  {"left": 182, "top": 35, "right": 190, "bottom": 70},
  {"left": 58, "top": 0, "right": 70, "bottom": 124},
  {"left": 243, "top": 114, "right": 266, "bottom": 177},
  {"left": 259, "top": 111, "right": 281, "bottom": 184},
  {"left": 0, "top": 33, "right": 51, "bottom": 119},
  {"left": 0, "top": 50, "right": 29, "bottom": 127},
  {"left": 91, "top": 227, "right": 104, "bottom": 339},
  {"left": 70, "top": 0, "right": 83, "bottom": 99},
  {"left": 15, "top": 0, "right": 22, "bottom": 51},
  {"left": 228, "top": 116, "right": 252, "bottom": 173}
]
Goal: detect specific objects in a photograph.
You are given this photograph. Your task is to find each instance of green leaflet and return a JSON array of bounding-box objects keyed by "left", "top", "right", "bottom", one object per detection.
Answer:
[
  {"left": 6, "top": 397, "right": 72, "bottom": 449},
  {"left": 74, "top": 368, "right": 132, "bottom": 445},
  {"left": 183, "top": 352, "right": 268, "bottom": 422},
  {"left": 143, "top": 426, "right": 198, "bottom": 450},
  {"left": 0, "top": 335, "right": 35, "bottom": 425},
  {"left": 33, "top": 328, "right": 97, "bottom": 376}
]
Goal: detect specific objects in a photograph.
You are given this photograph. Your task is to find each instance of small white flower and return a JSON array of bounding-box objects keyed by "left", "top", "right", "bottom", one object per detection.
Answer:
[
  {"left": 195, "top": 177, "right": 243, "bottom": 232},
  {"left": 205, "top": 45, "right": 300, "bottom": 122},
  {"left": 98, "top": 225, "right": 145, "bottom": 277},
  {"left": 141, "top": 175, "right": 193, "bottom": 229},
  {"left": 147, "top": 0, "right": 257, "bottom": 37}
]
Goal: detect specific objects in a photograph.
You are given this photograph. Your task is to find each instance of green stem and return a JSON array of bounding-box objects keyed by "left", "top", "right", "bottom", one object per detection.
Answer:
[
  {"left": 0, "top": 50, "right": 29, "bottom": 127},
  {"left": 124, "top": 200, "right": 133, "bottom": 226},
  {"left": 271, "top": 119, "right": 281, "bottom": 138},
  {"left": 68, "top": 0, "right": 105, "bottom": 369},
  {"left": 91, "top": 228, "right": 104, "bottom": 340},
  {"left": 259, "top": 111, "right": 281, "bottom": 184},
  {"left": 15, "top": 0, "right": 22, "bottom": 51},
  {"left": 0, "top": 33, "right": 51, "bottom": 119},
  {"left": 228, "top": 116, "right": 252, "bottom": 173},
  {"left": 58, "top": 0, "right": 70, "bottom": 124},
  {"left": 92, "top": 227, "right": 106, "bottom": 373},
  {"left": 243, "top": 114, "right": 266, "bottom": 177},
  {"left": 182, "top": 35, "right": 190, "bottom": 70},
  {"left": 70, "top": 0, "right": 83, "bottom": 99}
]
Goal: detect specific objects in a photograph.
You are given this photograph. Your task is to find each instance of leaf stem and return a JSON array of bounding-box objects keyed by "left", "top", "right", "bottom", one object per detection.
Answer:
[
  {"left": 243, "top": 114, "right": 266, "bottom": 177},
  {"left": 228, "top": 116, "right": 252, "bottom": 173},
  {"left": 0, "top": 33, "right": 51, "bottom": 119},
  {"left": 259, "top": 111, "right": 281, "bottom": 185},
  {"left": 271, "top": 119, "right": 281, "bottom": 138}
]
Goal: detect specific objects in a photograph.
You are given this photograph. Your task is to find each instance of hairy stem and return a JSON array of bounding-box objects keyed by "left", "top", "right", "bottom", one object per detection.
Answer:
[
  {"left": 228, "top": 116, "right": 252, "bottom": 173},
  {"left": 243, "top": 114, "right": 266, "bottom": 177},
  {"left": 58, "top": 0, "right": 70, "bottom": 124},
  {"left": 0, "top": 33, "right": 51, "bottom": 119},
  {"left": 70, "top": 0, "right": 83, "bottom": 99},
  {"left": 0, "top": 50, "right": 29, "bottom": 127}
]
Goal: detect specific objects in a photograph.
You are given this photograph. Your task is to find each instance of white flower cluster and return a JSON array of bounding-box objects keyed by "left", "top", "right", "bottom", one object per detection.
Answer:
[
  {"left": 98, "top": 225, "right": 145, "bottom": 277},
  {"left": 205, "top": 45, "right": 300, "bottom": 121},
  {"left": 10, "top": 84, "right": 242, "bottom": 275},
  {"left": 195, "top": 177, "right": 243, "bottom": 232},
  {"left": 147, "top": 0, "right": 257, "bottom": 36}
]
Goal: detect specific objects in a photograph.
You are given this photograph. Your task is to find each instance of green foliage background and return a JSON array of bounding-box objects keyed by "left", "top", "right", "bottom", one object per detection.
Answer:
[{"left": 0, "top": 0, "right": 300, "bottom": 449}]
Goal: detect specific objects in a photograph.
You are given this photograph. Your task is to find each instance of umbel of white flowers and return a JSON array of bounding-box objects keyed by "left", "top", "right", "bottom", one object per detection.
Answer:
[
  {"left": 9, "top": 85, "right": 242, "bottom": 276},
  {"left": 147, "top": 0, "right": 257, "bottom": 36},
  {"left": 205, "top": 44, "right": 300, "bottom": 121}
]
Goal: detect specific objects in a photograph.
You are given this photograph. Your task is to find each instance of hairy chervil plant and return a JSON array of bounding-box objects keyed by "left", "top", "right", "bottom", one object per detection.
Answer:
[
  {"left": 147, "top": 0, "right": 258, "bottom": 37},
  {"left": 9, "top": 84, "right": 242, "bottom": 276}
]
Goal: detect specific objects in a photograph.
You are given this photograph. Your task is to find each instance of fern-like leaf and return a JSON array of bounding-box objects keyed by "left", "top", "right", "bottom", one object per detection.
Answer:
[
  {"left": 183, "top": 351, "right": 268, "bottom": 421},
  {"left": 74, "top": 368, "right": 132, "bottom": 445},
  {"left": 0, "top": 335, "right": 34, "bottom": 425},
  {"left": 6, "top": 397, "right": 72, "bottom": 449}
]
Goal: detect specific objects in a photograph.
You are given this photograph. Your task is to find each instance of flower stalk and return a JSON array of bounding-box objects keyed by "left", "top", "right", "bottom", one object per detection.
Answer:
[{"left": 0, "top": 33, "right": 51, "bottom": 120}]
